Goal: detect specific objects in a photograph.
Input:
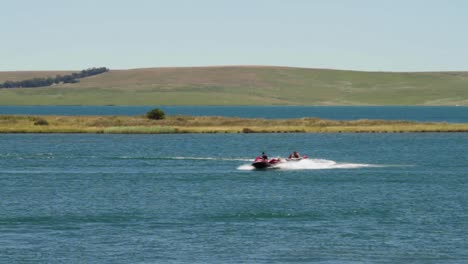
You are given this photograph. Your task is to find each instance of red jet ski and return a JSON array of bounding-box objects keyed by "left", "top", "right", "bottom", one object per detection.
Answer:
[{"left": 252, "top": 156, "right": 282, "bottom": 169}]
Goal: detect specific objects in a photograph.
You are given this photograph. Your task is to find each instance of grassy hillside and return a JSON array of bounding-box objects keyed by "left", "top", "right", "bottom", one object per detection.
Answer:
[{"left": 1, "top": 66, "right": 468, "bottom": 105}]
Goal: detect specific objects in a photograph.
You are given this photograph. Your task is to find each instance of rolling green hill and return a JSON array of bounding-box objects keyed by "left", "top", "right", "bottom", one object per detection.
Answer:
[{"left": 1, "top": 66, "right": 467, "bottom": 105}]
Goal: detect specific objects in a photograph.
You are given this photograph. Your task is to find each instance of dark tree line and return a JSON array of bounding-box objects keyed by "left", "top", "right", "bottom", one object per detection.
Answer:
[{"left": 0, "top": 67, "right": 109, "bottom": 88}]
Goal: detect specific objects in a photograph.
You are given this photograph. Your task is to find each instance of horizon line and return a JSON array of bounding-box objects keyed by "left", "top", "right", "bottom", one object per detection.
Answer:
[{"left": 1, "top": 65, "right": 468, "bottom": 74}]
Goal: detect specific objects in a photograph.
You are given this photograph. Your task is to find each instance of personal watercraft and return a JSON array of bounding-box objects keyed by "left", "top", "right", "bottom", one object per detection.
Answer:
[
  {"left": 251, "top": 155, "right": 309, "bottom": 169},
  {"left": 251, "top": 156, "right": 282, "bottom": 169},
  {"left": 285, "top": 156, "right": 308, "bottom": 161}
]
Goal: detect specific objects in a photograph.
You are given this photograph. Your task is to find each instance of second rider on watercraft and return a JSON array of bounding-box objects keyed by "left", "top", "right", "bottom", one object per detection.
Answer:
[{"left": 288, "top": 151, "right": 301, "bottom": 159}]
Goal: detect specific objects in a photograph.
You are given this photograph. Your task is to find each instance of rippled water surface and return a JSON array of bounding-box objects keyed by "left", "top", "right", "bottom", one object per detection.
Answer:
[{"left": 1, "top": 133, "right": 467, "bottom": 263}]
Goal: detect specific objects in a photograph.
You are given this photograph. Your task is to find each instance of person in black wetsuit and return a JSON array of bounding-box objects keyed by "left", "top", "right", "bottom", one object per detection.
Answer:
[{"left": 261, "top": 152, "right": 268, "bottom": 160}]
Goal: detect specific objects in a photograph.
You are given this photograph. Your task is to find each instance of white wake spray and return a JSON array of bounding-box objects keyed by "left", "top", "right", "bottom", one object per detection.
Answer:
[
  {"left": 114, "top": 156, "right": 377, "bottom": 170},
  {"left": 237, "top": 158, "right": 377, "bottom": 171}
]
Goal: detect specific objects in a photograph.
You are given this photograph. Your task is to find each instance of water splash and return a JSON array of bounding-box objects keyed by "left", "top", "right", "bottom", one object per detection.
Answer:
[
  {"left": 115, "top": 156, "right": 379, "bottom": 170},
  {"left": 238, "top": 158, "right": 379, "bottom": 171}
]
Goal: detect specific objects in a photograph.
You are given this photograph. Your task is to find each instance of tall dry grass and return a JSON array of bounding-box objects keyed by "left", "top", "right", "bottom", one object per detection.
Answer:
[{"left": 0, "top": 114, "right": 467, "bottom": 134}]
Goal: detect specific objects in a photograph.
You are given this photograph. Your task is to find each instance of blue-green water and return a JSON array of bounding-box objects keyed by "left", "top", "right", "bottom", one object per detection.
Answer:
[
  {"left": 1, "top": 105, "right": 468, "bottom": 122},
  {"left": 1, "top": 133, "right": 467, "bottom": 263}
]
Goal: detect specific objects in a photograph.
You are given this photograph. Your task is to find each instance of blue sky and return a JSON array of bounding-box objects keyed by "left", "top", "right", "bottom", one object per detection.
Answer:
[{"left": 1, "top": 0, "right": 467, "bottom": 71}]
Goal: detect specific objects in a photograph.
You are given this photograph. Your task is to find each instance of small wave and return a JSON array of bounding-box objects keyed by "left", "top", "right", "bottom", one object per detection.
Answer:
[
  {"left": 0, "top": 153, "right": 101, "bottom": 160},
  {"left": 208, "top": 211, "right": 318, "bottom": 221},
  {"left": 115, "top": 156, "right": 251, "bottom": 162},
  {"left": 237, "top": 158, "right": 380, "bottom": 171},
  {"left": 0, "top": 153, "right": 55, "bottom": 160},
  {"left": 0, "top": 212, "right": 144, "bottom": 226},
  {"left": 174, "top": 156, "right": 251, "bottom": 162}
]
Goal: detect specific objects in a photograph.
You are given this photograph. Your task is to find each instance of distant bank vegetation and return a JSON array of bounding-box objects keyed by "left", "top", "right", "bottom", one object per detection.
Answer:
[
  {"left": 0, "top": 67, "right": 109, "bottom": 88},
  {"left": 146, "top": 108, "right": 166, "bottom": 120},
  {"left": 1, "top": 114, "right": 468, "bottom": 133}
]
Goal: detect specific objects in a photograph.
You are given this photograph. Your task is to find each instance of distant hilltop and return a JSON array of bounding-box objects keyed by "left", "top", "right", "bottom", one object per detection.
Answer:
[
  {"left": 0, "top": 66, "right": 467, "bottom": 105},
  {"left": 0, "top": 67, "right": 109, "bottom": 88}
]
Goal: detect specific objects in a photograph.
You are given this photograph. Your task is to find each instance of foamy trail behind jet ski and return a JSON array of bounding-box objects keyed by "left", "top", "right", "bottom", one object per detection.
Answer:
[{"left": 238, "top": 158, "right": 378, "bottom": 170}]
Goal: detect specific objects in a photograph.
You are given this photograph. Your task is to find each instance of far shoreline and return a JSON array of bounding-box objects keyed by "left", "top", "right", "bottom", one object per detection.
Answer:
[
  {"left": 1, "top": 114, "right": 468, "bottom": 134},
  {"left": 0, "top": 104, "right": 467, "bottom": 107}
]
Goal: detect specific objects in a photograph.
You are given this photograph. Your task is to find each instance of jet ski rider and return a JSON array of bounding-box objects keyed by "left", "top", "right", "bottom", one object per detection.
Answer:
[
  {"left": 288, "top": 151, "right": 301, "bottom": 159},
  {"left": 261, "top": 152, "right": 268, "bottom": 161}
]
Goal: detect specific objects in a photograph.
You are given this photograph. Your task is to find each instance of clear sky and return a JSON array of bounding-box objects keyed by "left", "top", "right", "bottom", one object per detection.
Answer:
[{"left": 1, "top": 0, "right": 467, "bottom": 71}]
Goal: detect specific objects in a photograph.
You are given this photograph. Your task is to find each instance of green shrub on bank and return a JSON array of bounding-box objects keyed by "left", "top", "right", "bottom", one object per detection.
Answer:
[
  {"left": 33, "top": 118, "right": 49, "bottom": 126},
  {"left": 242, "top": 128, "right": 255, "bottom": 133},
  {"left": 146, "top": 108, "right": 165, "bottom": 120}
]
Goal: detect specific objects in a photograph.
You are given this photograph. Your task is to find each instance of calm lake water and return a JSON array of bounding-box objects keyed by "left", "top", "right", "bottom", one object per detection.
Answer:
[
  {"left": 1, "top": 105, "right": 468, "bottom": 122},
  {"left": 1, "top": 133, "right": 467, "bottom": 263}
]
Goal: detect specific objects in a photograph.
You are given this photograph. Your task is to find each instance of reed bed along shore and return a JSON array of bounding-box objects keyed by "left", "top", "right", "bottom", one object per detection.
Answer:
[{"left": 1, "top": 115, "right": 468, "bottom": 134}]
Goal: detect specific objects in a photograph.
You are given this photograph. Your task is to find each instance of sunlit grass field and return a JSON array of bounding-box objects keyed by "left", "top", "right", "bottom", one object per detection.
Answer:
[{"left": 1, "top": 66, "right": 468, "bottom": 105}]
